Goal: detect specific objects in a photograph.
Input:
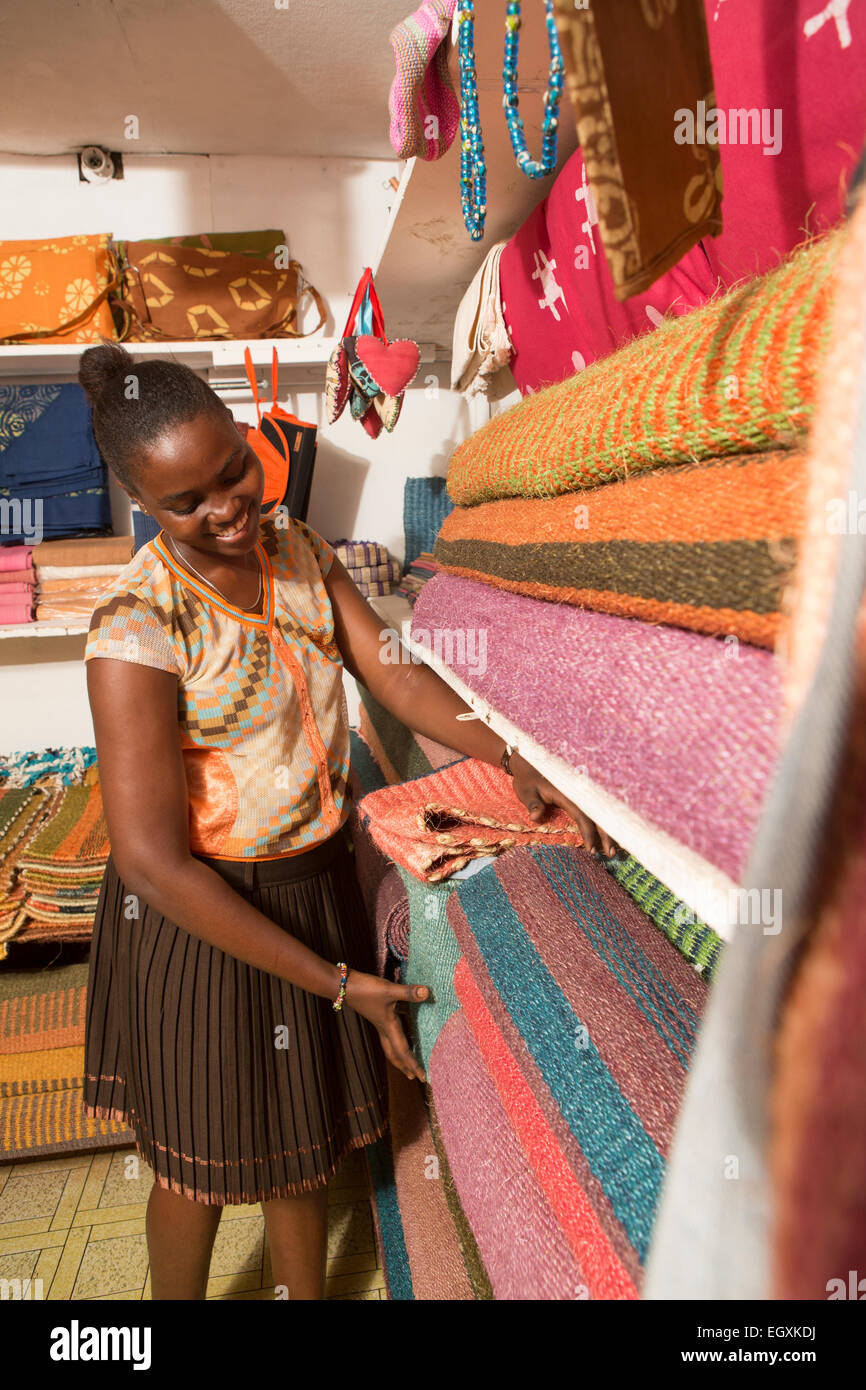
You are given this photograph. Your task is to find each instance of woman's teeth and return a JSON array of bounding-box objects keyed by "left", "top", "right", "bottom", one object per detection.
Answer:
[{"left": 217, "top": 506, "right": 249, "bottom": 538}]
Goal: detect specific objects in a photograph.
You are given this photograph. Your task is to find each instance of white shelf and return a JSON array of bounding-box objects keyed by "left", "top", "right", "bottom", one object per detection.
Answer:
[
  {"left": 398, "top": 627, "right": 740, "bottom": 940},
  {"left": 0, "top": 336, "right": 441, "bottom": 382},
  {"left": 0, "top": 621, "right": 88, "bottom": 640}
]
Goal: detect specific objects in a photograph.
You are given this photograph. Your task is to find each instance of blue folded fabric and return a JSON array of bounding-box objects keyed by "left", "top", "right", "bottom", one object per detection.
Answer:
[{"left": 0, "top": 384, "right": 111, "bottom": 545}]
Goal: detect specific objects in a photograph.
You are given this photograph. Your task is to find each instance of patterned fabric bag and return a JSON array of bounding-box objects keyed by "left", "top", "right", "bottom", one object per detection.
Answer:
[
  {"left": 114, "top": 240, "right": 326, "bottom": 341},
  {"left": 0, "top": 235, "right": 120, "bottom": 344}
]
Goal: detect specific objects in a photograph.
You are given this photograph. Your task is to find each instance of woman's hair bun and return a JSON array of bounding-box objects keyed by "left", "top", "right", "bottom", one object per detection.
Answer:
[{"left": 78, "top": 339, "right": 136, "bottom": 406}]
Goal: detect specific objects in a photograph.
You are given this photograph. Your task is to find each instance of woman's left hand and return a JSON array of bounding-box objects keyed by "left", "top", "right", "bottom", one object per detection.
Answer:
[{"left": 509, "top": 751, "right": 619, "bottom": 860}]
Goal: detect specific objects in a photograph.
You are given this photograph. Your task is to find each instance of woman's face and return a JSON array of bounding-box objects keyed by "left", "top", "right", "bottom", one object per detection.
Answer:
[{"left": 129, "top": 409, "right": 265, "bottom": 557}]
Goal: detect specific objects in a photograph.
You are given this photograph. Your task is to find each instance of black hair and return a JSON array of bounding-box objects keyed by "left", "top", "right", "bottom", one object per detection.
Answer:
[{"left": 78, "top": 340, "right": 227, "bottom": 493}]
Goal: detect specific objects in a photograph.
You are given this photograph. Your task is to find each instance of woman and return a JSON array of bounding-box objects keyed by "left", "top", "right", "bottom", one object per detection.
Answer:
[{"left": 79, "top": 341, "right": 617, "bottom": 1301}]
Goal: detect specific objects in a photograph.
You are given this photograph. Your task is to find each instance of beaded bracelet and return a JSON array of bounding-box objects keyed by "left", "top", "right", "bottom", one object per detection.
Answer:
[
  {"left": 333, "top": 961, "right": 349, "bottom": 1012},
  {"left": 500, "top": 742, "right": 517, "bottom": 776}
]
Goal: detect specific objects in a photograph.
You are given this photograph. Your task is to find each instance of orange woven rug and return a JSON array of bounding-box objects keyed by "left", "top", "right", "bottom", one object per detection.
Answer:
[{"left": 0, "top": 963, "right": 133, "bottom": 1160}]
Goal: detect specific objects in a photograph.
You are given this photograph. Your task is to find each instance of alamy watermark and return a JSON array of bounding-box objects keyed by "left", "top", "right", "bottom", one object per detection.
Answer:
[
  {"left": 674, "top": 101, "right": 782, "bottom": 157},
  {"left": 0, "top": 496, "right": 43, "bottom": 545},
  {"left": 378, "top": 625, "right": 487, "bottom": 678}
]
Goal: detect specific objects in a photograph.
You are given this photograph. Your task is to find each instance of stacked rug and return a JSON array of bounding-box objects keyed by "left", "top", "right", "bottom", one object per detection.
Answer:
[
  {"left": 333, "top": 540, "right": 401, "bottom": 598},
  {"left": 411, "top": 575, "right": 781, "bottom": 883},
  {"left": 0, "top": 770, "right": 108, "bottom": 951},
  {"left": 449, "top": 227, "right": 841, "bottom": 505},
  {"left": 398, "top": 842, "right": 709, "bottom": 1299},
  {"left": 435, "top": 452, "right": 802, "bottom": 649},
  {"left": 0, "top": 961, "right": 133, "bottom": 1160}
]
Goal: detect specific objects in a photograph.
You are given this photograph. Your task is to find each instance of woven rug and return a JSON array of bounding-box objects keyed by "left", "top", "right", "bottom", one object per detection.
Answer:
[
  {"left": 412, "top": 573, "right": 781, "bottom": 881},
  {"left": 11, "top": 782, "right": 109, "bottom": 943},
  {"left": 447, "top": 228, "right": 841, "bottom": 506},
  {"left": 357, "top": 757, "right": 585, "bottom": 882},
  {"left": 444, "top": 843, "right": 707, "bottom": 1296},
  {"left": 435, "top": 451, "right": 803, "bottom": 649},
  {"left": 0, "top": 963, "right": 134, "bottom": 1160},
  {"left": 605, "top": 854, "right": 723, "bottom": 982},
  {"left": 358, "top": 683, "right": 463, "bottom": 785}
]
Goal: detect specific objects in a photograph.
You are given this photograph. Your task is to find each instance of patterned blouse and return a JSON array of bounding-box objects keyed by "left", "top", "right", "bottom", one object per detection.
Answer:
[{"left": 84, "top": 515, "right": 351, "bottom": 860}]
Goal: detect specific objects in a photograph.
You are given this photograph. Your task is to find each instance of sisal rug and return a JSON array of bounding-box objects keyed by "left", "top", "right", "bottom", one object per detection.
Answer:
[
  {"left": 447, "top": 227, "right": 841, "bottom": 505},
  {"left": 435, "top": 451, "right": 803, "bottom": 649},
  {"left": 0, "top": 963, "right": 133, "bottom": 1160}
]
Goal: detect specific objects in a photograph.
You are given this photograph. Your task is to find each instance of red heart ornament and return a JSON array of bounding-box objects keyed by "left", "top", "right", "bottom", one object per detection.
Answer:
[{"left": 355, "top": 334, "right": 420, "bottom": 397}]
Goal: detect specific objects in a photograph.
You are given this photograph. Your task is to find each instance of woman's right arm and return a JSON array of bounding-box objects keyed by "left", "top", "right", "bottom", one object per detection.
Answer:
[{"left": 87, "top": 657, "right": 429, "bottom": 1080}]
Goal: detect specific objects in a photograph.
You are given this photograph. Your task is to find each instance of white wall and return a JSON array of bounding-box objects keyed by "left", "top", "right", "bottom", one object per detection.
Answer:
[{"left": 0, "top": 152, "right": 477, "bottom": 751}]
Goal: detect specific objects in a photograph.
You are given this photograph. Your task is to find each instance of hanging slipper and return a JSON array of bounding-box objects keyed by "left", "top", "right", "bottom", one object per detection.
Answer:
[
  {"left": 372, "top": 391, "right": 404, "bottom": 433},
  {"left": 388, "top": 0, "right": 459, "bottom": 161},
  {"left": 325, "top": 341, "right": 351, "bottom": 424},
  {"left": 350, "top": 383, "right": 372, "bottom": 420},
  {"left": 360, "top": 401, "right": 383, "bottom": 439}
]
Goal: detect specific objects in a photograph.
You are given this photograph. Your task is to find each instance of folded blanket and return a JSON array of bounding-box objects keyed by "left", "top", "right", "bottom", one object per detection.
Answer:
[
  {"left": 0, "top": 602, "right": 33, "bottom": 624},
  {"left": 448, "top": 229, "right": 841, "bottom": 506},
  {"left": 35, "top": 564, "right": 126, "bottom": 581},
  {"left": 0, "top": 568, "right": 35, "bottom": 585},
  {"left": 32, "top": 536, "right": 133, "bottom": 568},
  {"left": 411, "top": 574, "right": 781, "bottom": 881},
  {"left": 436, "top": 452, "right": 803, "bottom": 649},
  {"left": 357, "top": 757, "right": 585, "bottom": 882},
  {"left": 37, "top": 575, "right": 119, "bottom": 595},
  {"left": 0, "top": 545, "right": 32, "bottom": 572}
]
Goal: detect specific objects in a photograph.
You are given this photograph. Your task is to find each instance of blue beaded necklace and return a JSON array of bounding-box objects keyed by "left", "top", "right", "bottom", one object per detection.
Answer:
[
  {"left": 503, "top": 0, "right": 564, "bottom": 179},
  {"left": 458, "top": 2, "right": 486, "bottom": 241}
]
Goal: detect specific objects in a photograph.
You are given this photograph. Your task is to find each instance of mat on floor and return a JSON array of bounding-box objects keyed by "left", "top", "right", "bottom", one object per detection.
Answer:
[{"left": 0, "top": 963, "right": 134, "bottom": 1160}]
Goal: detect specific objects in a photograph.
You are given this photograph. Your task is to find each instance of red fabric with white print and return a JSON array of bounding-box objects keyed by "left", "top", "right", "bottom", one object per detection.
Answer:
[{"left": 500, "top": 0, "right": 866, "bottom": 395}]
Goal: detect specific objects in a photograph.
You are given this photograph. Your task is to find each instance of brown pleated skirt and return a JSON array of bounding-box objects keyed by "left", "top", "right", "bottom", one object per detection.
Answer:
[{"left": 83, "top": 824, "right": 389, "bottom": 1205}]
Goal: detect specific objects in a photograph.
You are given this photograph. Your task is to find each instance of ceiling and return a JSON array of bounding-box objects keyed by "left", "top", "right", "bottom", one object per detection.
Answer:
[{"left": 0, "top": 0, "right": 413, "bottom": 159}]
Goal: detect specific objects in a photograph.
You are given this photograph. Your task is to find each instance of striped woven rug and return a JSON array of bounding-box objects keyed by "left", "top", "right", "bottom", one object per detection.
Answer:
[
  {"left": 435, "top": 451, "right": 803, "bottom": 649},
  {"left": 434, "top": 843, "right": 708, "bottom": 1297},
  {"left": 0, "top": 963, "right": 133, "bottom": 1159},
  {"left": 447, "top": 228, "right": 841, "bottom": 505}
]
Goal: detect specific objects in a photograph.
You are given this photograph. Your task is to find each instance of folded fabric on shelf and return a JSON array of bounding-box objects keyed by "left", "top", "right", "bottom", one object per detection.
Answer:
[
  {"left": 450, "top": 229, "right": 841, "bottom": 505},
  {"left": 451, "top": 241, "right": 514, "bottom": 399},
  {"left": 0, "top": 599, "right": 34, "bottom": 624},
  {"left": 411, "top": 573, "right": 781, "bottom": 881},
  {"left": 437, "top": 842, "right": 708, "bottom": 1297},
  {"left": 32, "top": 536, "right": 133, "bottom": 568},
  {"left": 436, "top": 452, "right": 803, "bottom": 649},
  {"left": 357, "top": 757, "right": 586, "bottom": 883},
  {"left": 37, "top": 575, "right": 120, "bottom": 595},
  {"left": 0, "top": 545, "right": 33, "bottom": 572},
  {"left": 0, "top": 385, "right": 111, "bottom": 544},
  {"left": 396, "top": 552, "right": 440, "bottom": 599},
  {"left": 35, "top": 564, "right": 126, "bottom": 581},
  {"left": 0, "top": 570, "right": 36, "bottom": 587}
]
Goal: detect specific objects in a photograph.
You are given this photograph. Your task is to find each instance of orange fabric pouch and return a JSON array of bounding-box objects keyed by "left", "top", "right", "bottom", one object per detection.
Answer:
[{"left": 0, "top": 234, "right": 120, "bottom": 343}]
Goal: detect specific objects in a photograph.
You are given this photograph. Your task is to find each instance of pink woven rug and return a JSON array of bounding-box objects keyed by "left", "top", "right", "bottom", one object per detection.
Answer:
[{"left": 411, "top": 575, "right": 782, "bottom": 880}]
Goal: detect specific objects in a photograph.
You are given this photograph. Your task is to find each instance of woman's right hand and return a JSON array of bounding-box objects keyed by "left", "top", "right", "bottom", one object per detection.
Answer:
[{"left": 344, "top": 971, "right": 430, "bottom": 1083}]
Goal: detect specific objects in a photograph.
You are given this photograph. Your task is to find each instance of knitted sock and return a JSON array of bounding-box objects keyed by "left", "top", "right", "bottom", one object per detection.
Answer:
[{"left": 388, "top": 0, "right": 459, "bottom": 162}]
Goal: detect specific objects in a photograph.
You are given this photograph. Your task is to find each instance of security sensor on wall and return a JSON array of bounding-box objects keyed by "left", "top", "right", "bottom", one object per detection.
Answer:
[{"left": 77, "top": 146, "right": 124, "bottom": 183}]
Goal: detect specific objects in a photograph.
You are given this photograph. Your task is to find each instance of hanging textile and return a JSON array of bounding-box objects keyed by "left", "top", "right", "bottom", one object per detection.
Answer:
[{"left": 552, "top": 0, "right": 722, "bottom": 300}]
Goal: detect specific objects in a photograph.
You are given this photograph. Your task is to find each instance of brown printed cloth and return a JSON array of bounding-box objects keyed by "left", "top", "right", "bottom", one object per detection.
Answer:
[
  {"left": 553, "top": 0, "right": 722, "bottom": 301},
  {"left": 115, "top": 241, "right": 326, "bottom": 342}
]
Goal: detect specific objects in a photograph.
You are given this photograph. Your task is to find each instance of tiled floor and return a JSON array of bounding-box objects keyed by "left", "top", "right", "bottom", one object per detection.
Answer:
[{"left": 0, "top": 1145, "right": 385, "bottom": 1300}]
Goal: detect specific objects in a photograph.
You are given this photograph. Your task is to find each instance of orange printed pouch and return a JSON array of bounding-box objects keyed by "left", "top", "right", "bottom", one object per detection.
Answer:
[{"left": 0, "top": 234, "right": 120, "bottom": 344}]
